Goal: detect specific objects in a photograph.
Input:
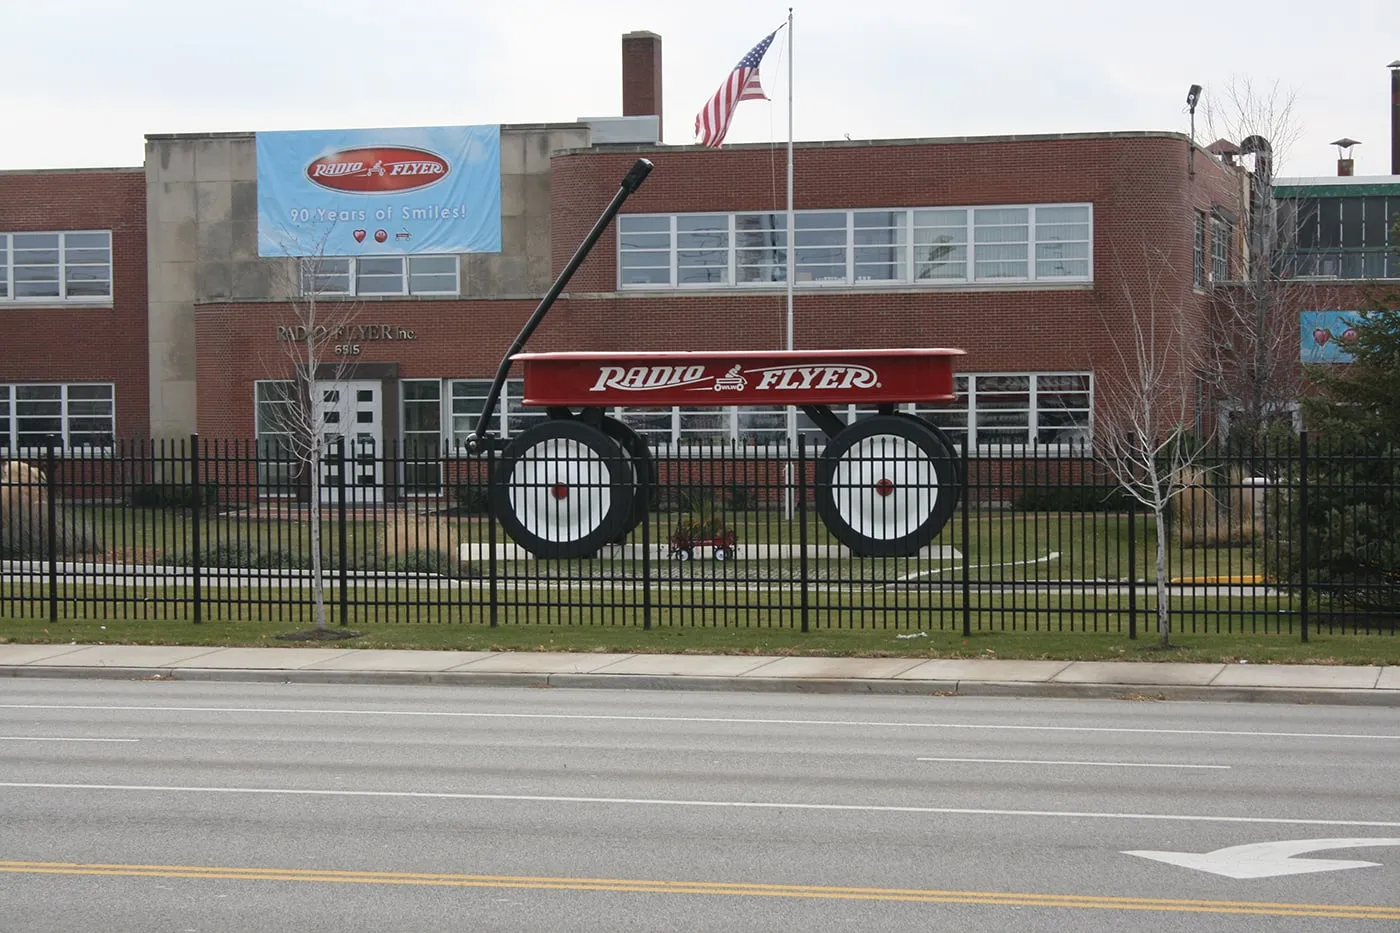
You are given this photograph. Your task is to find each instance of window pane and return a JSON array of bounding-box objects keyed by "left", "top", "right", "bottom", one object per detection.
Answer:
[
  {"left": 796, "top": 211, "right": 848, "bottom": 282},
  {"left": 852, "top": 210, "right": 905, "bottom": 282},
  {"left": 407, "top": 256, "right": 458, "bottom": 295},
  {"left": 450, "top": 379, "right": 494, "bottom": 440},
  {"left": 356, "top": 257, "right": 405, "bottom": 294},
  {"left": 678, "top": 408, "right": 729, "bottom": 446},
  {"left": 619, "top": 215, "right": 669, "bottom": 234},
  {"left": 301, "top": 258, "right": 351, "bottom": 295},
  {"left": 737, "top": 406, "right": 787, "bottom": 445},
  {"left": 64, "top": 232, "right": 109, "bottom": 250},
  {"left": 617, "top": 407, "right": 674, "bottom": 444},
  {"left": 0, "top": 237, "right": 7, "bottom": 299},
  {"left": 914, "top": 209, "right": 968, "bottom": 281},
  {"left": 505, "top": 382, "right": 547, "bottom": 436}
]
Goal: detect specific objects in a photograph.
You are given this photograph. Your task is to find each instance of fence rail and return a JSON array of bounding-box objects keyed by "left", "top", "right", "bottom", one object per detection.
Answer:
[{"left": 2, "top": 434, "right": 1396, "bottom": 637}]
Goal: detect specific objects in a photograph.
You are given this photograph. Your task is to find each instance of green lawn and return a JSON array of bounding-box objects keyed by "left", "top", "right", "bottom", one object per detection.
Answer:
[
  {"left": 0, "top": 615, "right": 1394, "bottom": 665},
  {"left": 55, "top": 504, "right": 1265, "bottom": 585}
]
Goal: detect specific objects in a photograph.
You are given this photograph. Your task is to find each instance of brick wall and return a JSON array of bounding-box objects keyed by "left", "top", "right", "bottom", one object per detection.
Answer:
[{"left": 0, "top": 169, "right": 149, "bottom": 439}]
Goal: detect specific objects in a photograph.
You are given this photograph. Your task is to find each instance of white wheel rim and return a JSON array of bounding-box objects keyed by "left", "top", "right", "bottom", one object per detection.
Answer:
[
  {"left": 830, "top": 434, "right": 938, "bottom": 541},
  {"left": 507, "top": 437, "right": 614, "bottom": 543}
]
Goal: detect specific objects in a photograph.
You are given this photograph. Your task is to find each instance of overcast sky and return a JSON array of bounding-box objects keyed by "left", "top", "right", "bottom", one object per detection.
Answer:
[{"left": 4, "top": 0, "right": 1395, "bottom": 178}]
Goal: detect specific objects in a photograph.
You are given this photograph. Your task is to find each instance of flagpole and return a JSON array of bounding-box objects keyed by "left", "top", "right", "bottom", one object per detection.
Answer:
[{"left": 784, "top": 7, "right": 797, "bottom": 518}]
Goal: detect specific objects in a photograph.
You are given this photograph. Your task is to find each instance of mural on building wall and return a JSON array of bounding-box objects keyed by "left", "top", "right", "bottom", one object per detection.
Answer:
[
  {"left": 255, "top": 124, "right": 501, "bottom": 257},
  {"left": 1299, "top": 310, "right": 1362, "bottom": 363}
]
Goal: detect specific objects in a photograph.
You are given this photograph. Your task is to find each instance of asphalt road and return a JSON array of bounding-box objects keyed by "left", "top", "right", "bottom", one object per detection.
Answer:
[{"left": 1, "top": 680, "right": 1398, "bottom": 932}]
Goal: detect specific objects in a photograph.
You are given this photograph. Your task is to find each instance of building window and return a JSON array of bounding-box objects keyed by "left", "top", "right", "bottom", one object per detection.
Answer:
[
  {"left": 0, "top": 383, "right": 115, "bottom": 452},
  {"left": 448, "top": 379, "right": 547, "bottom": 447},
  {"left": 254, "top": 380, "right": 300, "bottom": 494},
  {"left": 299, "top": 255, "right": 459, "bottom": 297},
  {"left": 0, "top": 231, "right": 112, "bottom": 302},
  {"left": 590, "top": 373, "right": 1093, "bottom": 451},
  {"left": 1282, "top": 193, "right": 1399, "bottom": 280},
  {"left": 1210, "top": 215, "right": 1233, "bottom": 281},
  {"left": 401, "top": 379, "right": 443, "bottom": 493},
  {"left": 1193, "top": 212, "right": 1206, "bottom": 287},
  {"left": 618, "top": 205, "right": 1093, "bottom": 290},
  {"left": 913, "top": 373, "right": 1093, "bottom": 449}
]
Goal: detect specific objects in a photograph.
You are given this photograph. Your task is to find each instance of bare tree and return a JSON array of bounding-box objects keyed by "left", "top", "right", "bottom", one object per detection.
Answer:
[
  {"left": 1095, "top": 248, "right": 1215, "bottom": 647},
  {"left": 256, "top": 246, "right": 362, "bottom": 632},
  {"left": 1198, "top": 77, "right": 1315, "bottom": 445}
]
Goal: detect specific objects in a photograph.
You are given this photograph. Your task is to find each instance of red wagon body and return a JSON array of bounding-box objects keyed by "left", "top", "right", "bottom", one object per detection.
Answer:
[{"left": 513, "top": 348, "right": 965, "bottom": 409}]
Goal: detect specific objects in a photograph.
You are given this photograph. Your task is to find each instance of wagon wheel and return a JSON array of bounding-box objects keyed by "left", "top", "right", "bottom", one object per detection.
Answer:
[
  {"left": 815, "top": 414, "right": 960, "bottom": 558},
  {"left": 598, "top": 416, "right": 655, "bottom": 542},
  {"left": 489, "top": 420, "right": 636, "bottom": 559},
  {"left": 890, "top": 413, "right": 963, "bottom": 529}
]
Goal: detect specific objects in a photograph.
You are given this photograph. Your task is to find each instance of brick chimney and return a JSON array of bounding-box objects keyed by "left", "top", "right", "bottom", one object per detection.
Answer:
[
  {"left": 622, "top": 31, "right": 663, "bottom": 142},
  {"left": 1390, "top": 59, "right": 1400, "bottom": 174}
]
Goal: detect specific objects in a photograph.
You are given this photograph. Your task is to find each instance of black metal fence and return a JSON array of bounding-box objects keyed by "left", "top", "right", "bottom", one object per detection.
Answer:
[{"left": 2, "top": 434, "right": 1397, "bottom": 637}]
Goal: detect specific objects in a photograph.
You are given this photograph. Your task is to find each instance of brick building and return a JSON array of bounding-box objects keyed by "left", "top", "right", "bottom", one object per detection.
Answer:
[{"left": 2, "top": 34, "right": 1396, "bottom": 505}]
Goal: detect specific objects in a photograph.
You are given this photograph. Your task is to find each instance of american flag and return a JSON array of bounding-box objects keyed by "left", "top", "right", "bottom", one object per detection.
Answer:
[{"left": 694, "top": 29, "right": 779, "bottom": 148}]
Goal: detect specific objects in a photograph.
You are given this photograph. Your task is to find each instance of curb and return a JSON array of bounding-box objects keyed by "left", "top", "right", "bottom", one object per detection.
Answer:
[{"left": 3, "top": 665, "right": 1397, "bottom": 707}]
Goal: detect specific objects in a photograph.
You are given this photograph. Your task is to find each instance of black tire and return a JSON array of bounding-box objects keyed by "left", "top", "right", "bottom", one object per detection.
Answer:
[
  {"left": 598, "top": 416, "right": 655, "bottom": 541},
  {"left": 490, "top": 420, "right": 636, "bottom": 559},
  {"left": 815, "top": 414, "right": 960, "bottom": 557}
]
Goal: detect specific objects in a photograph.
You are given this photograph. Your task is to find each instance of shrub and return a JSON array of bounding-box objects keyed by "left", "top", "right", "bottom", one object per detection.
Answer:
[
  {"left": 725, "top": 483, "right": 762, "bottom": 511},
  {"left": 1012, "top": 485, "right": 1130, "bottom": 512},
  {"left": 389, "top": 548, "right": 461, "bottom": 577},
  {"left": 129, "top": 482, "right": 218, "bottom": 510},
  {"left": 451, "top": 483, "right": 490, "bottom": 515}
]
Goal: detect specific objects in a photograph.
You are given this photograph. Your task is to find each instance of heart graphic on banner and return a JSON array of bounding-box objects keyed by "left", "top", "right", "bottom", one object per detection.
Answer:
[
  {"left": 1313, "top": 328, "right": 1331, "bottom": 346},
  {"left": 352, "top": 229, "right": 366, "bottom": 243}
]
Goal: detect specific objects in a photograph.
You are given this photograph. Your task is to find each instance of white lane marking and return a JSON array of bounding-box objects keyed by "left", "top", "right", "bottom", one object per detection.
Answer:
[
  {"left": 1, "top": 704, "right": 1396, "bottom": 742},
  {"left": 0, "top": 782, "right": 1396, "bottom": 828},
  {"left": 0, "top": 736, "right": 137, "bottom": 743},
  {"left": 916, "top": 757, "right": 1229, "bottom": 770}
]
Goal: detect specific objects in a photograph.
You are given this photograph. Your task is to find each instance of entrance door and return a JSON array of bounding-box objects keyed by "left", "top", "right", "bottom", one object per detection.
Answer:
[{"left": 314, "top": 379, "right": 383, "bottom": 502}]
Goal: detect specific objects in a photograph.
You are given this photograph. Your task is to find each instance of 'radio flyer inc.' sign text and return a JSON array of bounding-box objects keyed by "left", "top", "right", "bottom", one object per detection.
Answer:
[{"left": 255, "top": 125, "right": 501, "bottom": 258}]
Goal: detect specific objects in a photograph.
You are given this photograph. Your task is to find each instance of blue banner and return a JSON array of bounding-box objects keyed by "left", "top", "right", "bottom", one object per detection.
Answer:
[
  {"left": 255, "top": 124, "right": 501, "bottom": 257},
  {"left": 1300, "top": 310, "right": 1362, "bottom": 363}
]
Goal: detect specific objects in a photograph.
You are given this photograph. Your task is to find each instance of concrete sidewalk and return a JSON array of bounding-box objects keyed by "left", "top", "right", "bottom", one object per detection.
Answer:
[{"left": 1, "top": 643, "right": 1397, "bottom": 706}]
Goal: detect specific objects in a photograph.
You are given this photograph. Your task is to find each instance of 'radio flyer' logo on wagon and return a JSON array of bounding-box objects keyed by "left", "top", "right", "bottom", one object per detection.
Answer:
[{"left": 305, "top": 147, "right": 450, "bottom": 193}]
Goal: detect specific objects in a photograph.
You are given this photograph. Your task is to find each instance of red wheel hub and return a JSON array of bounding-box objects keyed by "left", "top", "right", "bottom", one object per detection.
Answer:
[
  {"left": 874, "top": 478, "right": 895, "bottom": 497},
  {"left": 550, "top": 483, "right": 569, "bottom": 500}
]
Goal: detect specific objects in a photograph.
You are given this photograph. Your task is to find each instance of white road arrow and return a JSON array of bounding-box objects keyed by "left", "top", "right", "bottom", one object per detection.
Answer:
[{"left": 1125, "top": 838, "right": 1400, "bottom": 879}]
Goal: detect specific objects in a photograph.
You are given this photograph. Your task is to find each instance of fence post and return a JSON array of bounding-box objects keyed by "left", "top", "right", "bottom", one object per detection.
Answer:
[
  {"left": 640, "top": 451, "right": 652, "bottom": 632},
  {"left": 46, "top": 440, "right": 59, "bottom": 624},
  {"left": 337, "top": 437, "right": 349, "bottom": 627},
  {"left": 190, "top": 433, "right": 202, "bottom": 625},
  {"left": 798, "top": 436, "right": 810, "bottom": 634},
  {"left": 1127, "top": 495, "right": 1137, "bottom": 640},
  {"left": 487, "top": 444, "right": 498, "bottom": 628},
  {"left": 1299, "top": 430, "right": 1309, "bottom": 643},
  {"left": 960, "top": 440, "right": 971, "bottom": 639}
]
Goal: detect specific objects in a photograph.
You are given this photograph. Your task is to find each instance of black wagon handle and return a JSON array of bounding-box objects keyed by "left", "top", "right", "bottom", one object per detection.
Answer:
[{"left": 465, "top": 157, "right": 654, "bottom": 453}]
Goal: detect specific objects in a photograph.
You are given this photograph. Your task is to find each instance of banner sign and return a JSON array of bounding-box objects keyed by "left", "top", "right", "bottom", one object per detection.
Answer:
[
  {"left": 1300, "top": 310, "right": 1362, "bottom": 363},
  {"left": 255, "top": 124, "right": 501, "bottom": 257}
]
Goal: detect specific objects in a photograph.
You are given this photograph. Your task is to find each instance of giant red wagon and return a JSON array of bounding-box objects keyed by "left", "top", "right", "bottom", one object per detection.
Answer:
[{"left": 467, "top": 159, "right": 970, "bottom": 560}]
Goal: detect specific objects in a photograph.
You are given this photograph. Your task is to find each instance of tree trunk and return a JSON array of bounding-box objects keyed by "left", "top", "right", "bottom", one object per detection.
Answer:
[
  {"left": 1154, "top": 499, "right": 1171, "bottom": 647},
  {"left": 309, "top": 436, "right": 326, "bottom": 629}
]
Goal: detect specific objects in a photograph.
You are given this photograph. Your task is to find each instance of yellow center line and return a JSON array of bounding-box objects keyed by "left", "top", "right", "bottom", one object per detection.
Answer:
[{"left": 1, "top": 861, "right": 1397, "bottom": 920}]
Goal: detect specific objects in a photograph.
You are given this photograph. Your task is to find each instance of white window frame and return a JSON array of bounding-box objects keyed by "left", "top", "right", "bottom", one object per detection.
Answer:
[
  {"left": 617, "top": 205, "right": 1093, "bottom": 291},
  {"left": 0, "top": 230, "right": 113, "bottom": 303},
  {"left": 0, "top": 382, "right": 116, "bottom": 455},
  {"left": 299, "top": 255, "right": 460, "bottom": 298}
]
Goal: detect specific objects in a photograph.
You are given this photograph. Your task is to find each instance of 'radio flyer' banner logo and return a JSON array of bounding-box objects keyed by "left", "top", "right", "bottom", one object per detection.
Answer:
[
  {"left": 305, "top": 147, "right": 449, "bottom": 194},
  {"left": 255, "top": 124, "right": 501, "bottom": 258}
]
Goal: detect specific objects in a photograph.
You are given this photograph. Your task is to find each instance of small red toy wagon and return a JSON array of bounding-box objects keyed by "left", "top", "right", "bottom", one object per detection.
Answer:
[{"left": 466, "top": 159, "right": 967, "bottom": 561}]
